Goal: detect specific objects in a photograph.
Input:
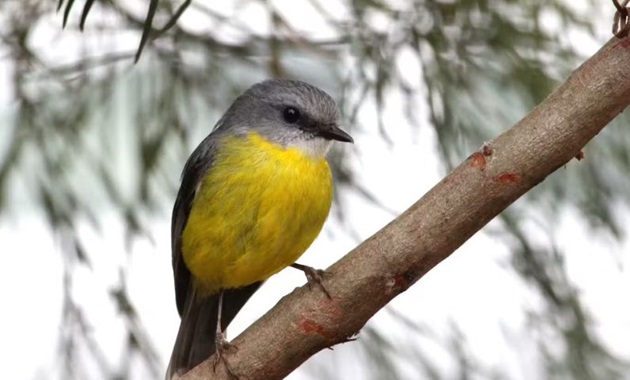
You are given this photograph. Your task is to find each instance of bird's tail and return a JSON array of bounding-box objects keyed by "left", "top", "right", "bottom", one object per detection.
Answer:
[
  {"left": 166, "top": 282, "right": 262, "bottom": 379},
  {"left": 166, "top": 286, "right": 219, "bottom": 380}
]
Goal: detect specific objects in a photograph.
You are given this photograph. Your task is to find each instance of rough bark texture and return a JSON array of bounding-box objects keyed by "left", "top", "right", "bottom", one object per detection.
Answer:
[{"left": 179, "top": 36, "right": 630, "bottom": 380}]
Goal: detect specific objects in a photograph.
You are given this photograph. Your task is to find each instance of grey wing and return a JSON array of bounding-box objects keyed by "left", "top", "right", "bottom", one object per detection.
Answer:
[{"left": 171, "top": 134, "right": 218, "bottom": 316}]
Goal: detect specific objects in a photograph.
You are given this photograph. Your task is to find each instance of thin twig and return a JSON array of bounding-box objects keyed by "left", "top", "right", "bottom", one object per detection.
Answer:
[{"left": 612, "top": 0, "right": 630, "bottom": 37}]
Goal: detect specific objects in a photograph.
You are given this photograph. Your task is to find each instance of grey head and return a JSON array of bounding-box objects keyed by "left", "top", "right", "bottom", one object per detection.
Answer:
[{"left": 213, "top": 79, "right": 353, "bottom": 158}]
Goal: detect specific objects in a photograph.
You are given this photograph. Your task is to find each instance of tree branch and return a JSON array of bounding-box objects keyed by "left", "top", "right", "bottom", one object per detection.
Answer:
[{"left": 179, "top": 36, "right": 630, "bottom": 380}]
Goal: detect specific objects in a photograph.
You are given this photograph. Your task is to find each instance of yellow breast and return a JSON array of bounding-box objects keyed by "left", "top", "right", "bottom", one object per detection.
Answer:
[{"left": 181, "top": 132, "right": 333, "bottom": 294}]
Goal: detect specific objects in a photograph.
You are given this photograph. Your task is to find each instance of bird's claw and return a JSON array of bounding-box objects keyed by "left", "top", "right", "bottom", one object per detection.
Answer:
[
  {"left": 291, "top": 263, "right": 332, "bottom": 299},
  {"left": 212, "top": 332, "right": 238, "bottom": 378}
]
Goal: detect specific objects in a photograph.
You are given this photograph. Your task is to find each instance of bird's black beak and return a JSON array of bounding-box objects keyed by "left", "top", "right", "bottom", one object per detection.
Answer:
[{"left": 317, "top": 124, "right": 354, "bottom": 143}]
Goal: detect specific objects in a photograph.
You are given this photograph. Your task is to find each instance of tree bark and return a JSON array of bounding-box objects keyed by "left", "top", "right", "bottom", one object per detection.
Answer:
[{"left": 178, "top": 36, "right": 630, "bottom": 380}]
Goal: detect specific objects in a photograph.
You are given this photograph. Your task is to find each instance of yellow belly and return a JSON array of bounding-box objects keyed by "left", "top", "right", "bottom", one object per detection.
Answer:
[{"left": 181, "top": 132, "right": 333, "bottom": 294}]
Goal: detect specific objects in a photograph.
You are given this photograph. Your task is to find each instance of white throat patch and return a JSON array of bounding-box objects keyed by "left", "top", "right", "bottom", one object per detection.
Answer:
[{"left": 287, "top": 137, "right": 333, "bottom": 159}]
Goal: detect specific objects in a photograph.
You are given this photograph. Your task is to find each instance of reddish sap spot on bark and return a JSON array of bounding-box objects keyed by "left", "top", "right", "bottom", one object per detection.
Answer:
[
  {"left": 391, "top": 267, "right": 420, "bottom": 292},
  {"left": 493, "top": 172, "right": 520, "bottom": 183},
  {"left": 300, "top": 319, "right": 332, "bottom": 340},
  {"left": 482, "top": 144, "right": 493, "bottom": 156},
  {"left": 392, "top": 275, "right": 409, "bottom": 290},
  {"left": 575, "top": 150, "right": 585, "bottom": 160},
  {"left": 470, "top": 152, "right": 486, "bottom": 169},
  {"left": 615, "top": 37, "right": 630, "bottom": 49}
]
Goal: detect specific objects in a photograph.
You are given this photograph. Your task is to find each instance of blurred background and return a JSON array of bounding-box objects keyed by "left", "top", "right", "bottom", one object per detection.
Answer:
[{"left": 1, "top": 0, "right": 630, "bottom": 379}]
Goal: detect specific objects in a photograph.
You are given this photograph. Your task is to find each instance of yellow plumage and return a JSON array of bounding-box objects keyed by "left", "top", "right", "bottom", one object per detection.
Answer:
[{"left": 181, "top": 131, "right": 333, "bottom": 295}]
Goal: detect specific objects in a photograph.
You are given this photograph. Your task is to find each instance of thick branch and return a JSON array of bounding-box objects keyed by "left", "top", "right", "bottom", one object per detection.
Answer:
[{"left": 180, "top": 36, "right": 630, "bottom": 380}]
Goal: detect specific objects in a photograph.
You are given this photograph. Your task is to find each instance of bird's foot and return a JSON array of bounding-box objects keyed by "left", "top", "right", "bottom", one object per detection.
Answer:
[
  {"left": 291, "top": 263, "right": 332, "bottom": 299},
  {"left": 212, "top": 332, "right": 238, "bottom": 378}
]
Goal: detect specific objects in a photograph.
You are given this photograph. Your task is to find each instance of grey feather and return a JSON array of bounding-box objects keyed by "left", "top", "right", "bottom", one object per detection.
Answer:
[{"left": 214, "top": 79, "right": 343, "bottom": 146}]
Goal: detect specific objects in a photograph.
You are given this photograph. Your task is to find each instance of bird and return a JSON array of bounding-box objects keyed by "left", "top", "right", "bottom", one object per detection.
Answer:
[{"left": 166, "top": 79, "right": 353, "bottom": 379}]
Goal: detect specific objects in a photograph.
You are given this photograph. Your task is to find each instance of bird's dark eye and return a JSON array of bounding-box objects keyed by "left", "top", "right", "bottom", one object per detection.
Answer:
[{"left": 283, "top": 107, "right": 301, "bottom": 123}]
